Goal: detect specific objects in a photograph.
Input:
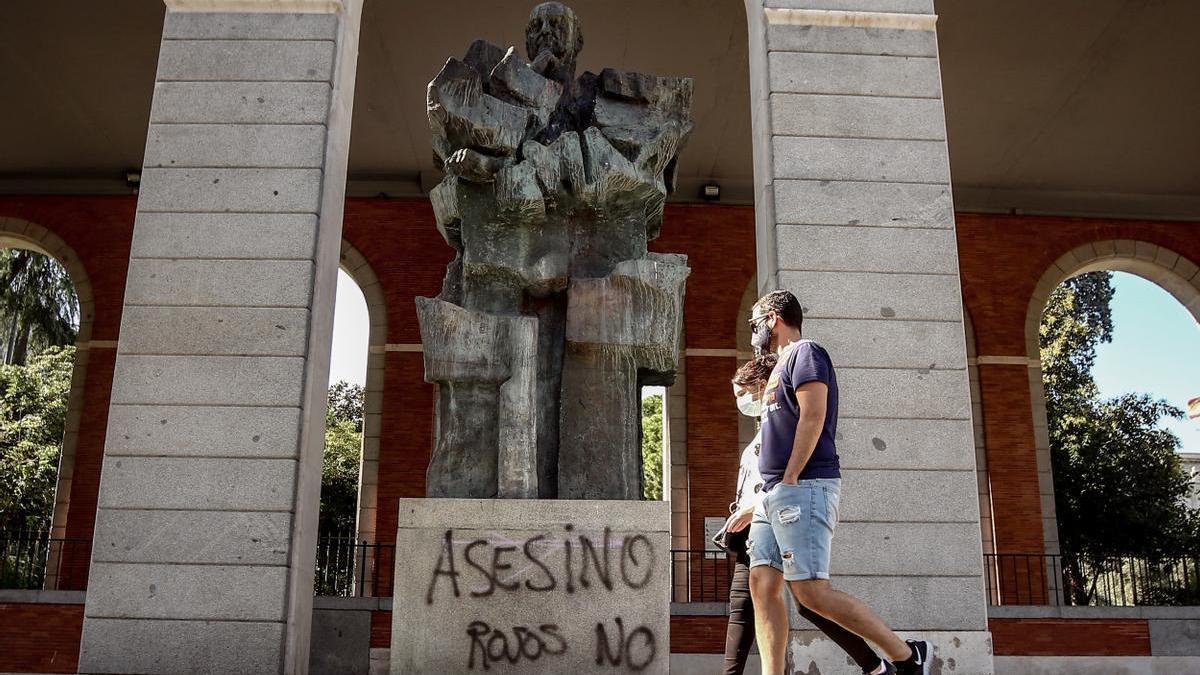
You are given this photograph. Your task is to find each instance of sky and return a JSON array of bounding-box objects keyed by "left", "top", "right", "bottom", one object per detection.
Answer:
[
  {"left": 326, "top": 269, "right": 1200, "bottom": 450},
  {"left": 1092, "top": 272, "right": 1200, "bottom": 453},
  {"left": 327, "top": 270, "right": 369, "bottom": 387}
]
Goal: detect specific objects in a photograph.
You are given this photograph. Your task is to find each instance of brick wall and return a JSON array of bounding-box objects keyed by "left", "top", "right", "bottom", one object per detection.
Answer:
[
  {"left": 958, "top": 213, "right": 1200, "bottom": 563},
  {"left": 0, "top": 196, "right": 135, "bottom": 589},
  {"left": 0, "top": 603, "right": 84, "bottom": 673},
  {"left": 989, "top": 617, "right": 1151, "bottom": 656}
]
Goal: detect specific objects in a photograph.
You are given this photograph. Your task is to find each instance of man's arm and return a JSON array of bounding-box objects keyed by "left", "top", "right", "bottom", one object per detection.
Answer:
[{"left": 781, "top": 381, "right": 828, "bottom": 484}]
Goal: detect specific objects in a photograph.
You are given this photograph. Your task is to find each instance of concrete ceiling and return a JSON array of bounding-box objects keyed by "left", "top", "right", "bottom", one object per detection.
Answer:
[{"left": 0, "top": 0, "right": 1197, "bottom": 218}]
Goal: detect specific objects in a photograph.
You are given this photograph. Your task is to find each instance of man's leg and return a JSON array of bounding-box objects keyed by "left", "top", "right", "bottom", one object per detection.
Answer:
[
  {"left": 794, "top": 600, "right": 883, "bottom": 674},
  {"left": 748, "top": 566, "right": 788, "bottom": 675},
  {"left": 790, "top": 579, "right": 909, "bottom": 662}
]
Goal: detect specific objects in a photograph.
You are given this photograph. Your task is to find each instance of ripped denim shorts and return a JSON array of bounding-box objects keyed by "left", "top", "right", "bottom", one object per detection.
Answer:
[{"left": 746, "top": 478, "right": 840, "bottom": 581}]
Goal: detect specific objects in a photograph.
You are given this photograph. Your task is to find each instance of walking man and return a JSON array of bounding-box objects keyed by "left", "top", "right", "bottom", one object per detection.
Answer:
[{"left": 746, "top": 290, "right": 931, "bottom": 675}]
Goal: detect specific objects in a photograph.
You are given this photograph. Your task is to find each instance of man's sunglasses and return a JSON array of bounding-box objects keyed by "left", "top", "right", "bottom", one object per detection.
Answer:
[{"left": 748, "top": 314, "right": 771, "bottom": 328}]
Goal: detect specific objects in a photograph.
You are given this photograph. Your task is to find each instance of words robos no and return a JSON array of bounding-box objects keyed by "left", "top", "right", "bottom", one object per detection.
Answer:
[{"left": 424, "top": 525, "right": 655, "bottom": 604}]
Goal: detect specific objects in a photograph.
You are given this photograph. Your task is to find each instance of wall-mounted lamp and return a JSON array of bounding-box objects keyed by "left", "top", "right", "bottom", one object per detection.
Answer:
[
  {"left": 701, "top": 183, "right": 720, "bottom": 201},
  {"left": 125, "top": 171, "right": 141, "bottom": 190}
]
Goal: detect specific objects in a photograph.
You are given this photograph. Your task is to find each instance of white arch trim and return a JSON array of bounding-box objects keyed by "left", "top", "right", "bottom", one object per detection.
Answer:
[
  {"left": 337, "top": 240, "right": 388, "bottom": 548},
  {"left": 1022, "top": 239, "right": 1200, "bottom": 559}
]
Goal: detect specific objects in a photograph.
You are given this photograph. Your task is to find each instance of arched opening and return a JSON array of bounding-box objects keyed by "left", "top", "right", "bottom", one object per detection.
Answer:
[
  {"left": 0, "top": 219, "right": 93, "bottom": 591},
  {"left": 312, "top": 241, "right": 387, "bottom": 597},
  {"left": 1025, "top": 241, "right": 1200, "bottom": 606}
]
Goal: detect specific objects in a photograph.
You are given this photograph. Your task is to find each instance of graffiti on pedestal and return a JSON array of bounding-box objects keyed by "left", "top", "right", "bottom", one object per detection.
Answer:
[{"left": 424, "top": 526, "right": 659, "bottom": 672}]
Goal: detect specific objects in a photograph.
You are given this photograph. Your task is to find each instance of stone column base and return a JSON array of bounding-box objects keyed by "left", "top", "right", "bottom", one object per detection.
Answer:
[
  {"left": 390, "top": 498, "right": 670, "bottom": 674},
  {"left": 790, "top": 630, "right": 994, "bottom": 674}
]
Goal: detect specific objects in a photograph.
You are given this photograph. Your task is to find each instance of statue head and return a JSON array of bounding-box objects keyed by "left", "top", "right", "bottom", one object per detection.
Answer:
[{"left": 525, "top": 2, "right": 584, "bottom": 79}]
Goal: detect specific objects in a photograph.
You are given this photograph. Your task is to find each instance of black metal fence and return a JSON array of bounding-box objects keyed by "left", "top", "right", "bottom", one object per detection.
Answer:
[
  {"left": 985, "top": 552, "right": 1200, "bottom": 607},
  {"left": 670, "top": 549, "right": 734, "bottom": 603},
  {"left": 313, "top": 534, "right": 394, "bottom": 597},
  {"left": 0, "top": 530, "right": 90, "bottom": 590}
]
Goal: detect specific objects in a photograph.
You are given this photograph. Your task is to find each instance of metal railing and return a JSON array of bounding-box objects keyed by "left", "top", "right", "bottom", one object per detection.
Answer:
[
  {"left": 670, "top": 548, "right": 734, "bottom": 603},
  {"left": 0, "top": 530, "right": 91, "bottom": 590},
  {"left": 985, "top": 552, "right": 1200, "bottom": 607},
  {"left": 313, "top": 535, "right": 395, "bottom": 597}
]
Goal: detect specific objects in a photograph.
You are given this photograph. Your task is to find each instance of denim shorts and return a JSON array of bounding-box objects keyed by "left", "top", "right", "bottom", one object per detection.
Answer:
[{"left": 747, "top": 478, "right": 841, "bottom": 581}]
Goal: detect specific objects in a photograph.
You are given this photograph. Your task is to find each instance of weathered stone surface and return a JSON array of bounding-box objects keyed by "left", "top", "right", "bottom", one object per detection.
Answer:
[
  {"left": 390, "top": 498, "right": 670, "bottom": 675},
  {"left": 110, "top": 355, "right": 305, "bottom": 406},
  {"left": 838, "top": 469, "right": 978, "bottom": 523},
  {"left": 778, "top": 270, "right": 964, "bottom": 321},
  {"left": 310, "top": 608, "right": 372, "bottom": 675},
  {"left": 767, "top": 23, "right": 937, "bottom": 57},
  {"left": 86, "top": 563, "right": 287, "bottom": 621},
  {"left": 91, "top": 510, "right": 292, "bottom": 565},
  {"left": 803, "top": 318, "right": 967, "bottom": 369},
  {"left": 419, "top": 2, "right": 691, "bottom": 500},
  {"left": 769, "top": 52, "right": 942, "bottom": 98},
  {"left": 774, "top": 136, "right": 950, "bottom": 183},
  {"left": 774, "top": 179, "right": 953, "bottom": 227},
  {"left": 767, "top": 0, "right": 934, "bottom": 12},
  {"left": 118, "top": 306, "right": 310, "bottom": 357},
  {"left": 130, "top": 213, "right": 318, "bottom": 259},
  {"left": 790, "top": 575, "right": 988, "bottom": 631},
  {"left": 163, "top": 12, "right": 338, "bottom": 40},
  {"left": 830, "top": 522, "right": 983, "bottom": 576},
  {"left": 771, "top": 93, "right": 946, "bottom": 141},
  {"left": 776, "top": 224, "right": 959, "bottom": 274},
  {"left": 123, "top": 259, "right": 314, "bottom": 308},
  {"left": 97, "top": 457, "right": 296, "bottom": 511},
  {"left": 837, "top": 367, "right": 971, "bottom": 420},
  {"left": 138, "top": 168, "right": 323, "bottom": 213},
  {"left": 144, "top": 123, "right": 326, "bottom": 168},
  {"left": 415, "top": 298, "right": 538, "bottom": 499},
  {"left": 836, "top": 418, "right": 976, "bottom": 471},
  {"left": 788, "top": 630, "right": 992, "bottom": 675},
  {"left": 149, "top": 81, "right": 332, "bottom": 124},
  {"left": 79, "top": 618, "right": 285, "bottom": 674},
  {"left": 157, "top": 39, "right": 335, "bottom": 82},
  {"left": 104, "top": 404, "right": 301, "bottom": 458}
]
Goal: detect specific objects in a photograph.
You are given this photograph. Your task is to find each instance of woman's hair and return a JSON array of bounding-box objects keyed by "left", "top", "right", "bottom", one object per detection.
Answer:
[{"left": 732, "top": 353, "right": 778, "bottom": 388}]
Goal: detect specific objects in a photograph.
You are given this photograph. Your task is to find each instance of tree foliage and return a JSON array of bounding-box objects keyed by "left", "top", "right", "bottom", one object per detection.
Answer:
[
  {"left": 320, "top": 381, "right": 364, "bottom": 536},
  {"left": 1041, "top": 272, "right": 1199, "bottom": 565},
  {"left": 0, "top": 249, "right": 78, "bottom": 366},
  {"left": 641, "top": 394, "right": 664, "bottom": 500},
  {"left": 0, "top": 347, "right": 74, "bottom": 531}
]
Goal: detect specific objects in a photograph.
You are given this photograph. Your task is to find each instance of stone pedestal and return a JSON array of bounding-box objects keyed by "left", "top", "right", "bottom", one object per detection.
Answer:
[{"left": 390, "top": 499, "right": 670, "bottom": 675}]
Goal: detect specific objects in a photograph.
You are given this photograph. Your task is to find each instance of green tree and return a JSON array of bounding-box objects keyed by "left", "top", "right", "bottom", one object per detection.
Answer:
[
  {"left": 641, "top": 394, "right": 664, "bottom": 500},
  {"left": 320, "top": 381, "right": 364, "bottom": 536},
  {"left": 0, "top": 249, "right": 78, "bottom": 366},
  {"left": 1041, "top": 272, "right": 1199, "bottom": 601},
  {"left": 0, "top": 347, "right": 74, "bottom": 532}
]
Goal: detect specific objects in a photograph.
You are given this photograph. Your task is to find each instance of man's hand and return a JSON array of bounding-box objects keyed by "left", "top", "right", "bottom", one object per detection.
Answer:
[
  {"left": 782, "top": 380, "right": 828, "bottom": 484},
  {"left": 726, "top": 505, "right": 755, "bottom": 532}
]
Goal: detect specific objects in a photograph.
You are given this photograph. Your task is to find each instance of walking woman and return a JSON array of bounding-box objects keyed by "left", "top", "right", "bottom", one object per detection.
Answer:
[{"left": 722, "top": 355, "right": 892, "bottom": 675}]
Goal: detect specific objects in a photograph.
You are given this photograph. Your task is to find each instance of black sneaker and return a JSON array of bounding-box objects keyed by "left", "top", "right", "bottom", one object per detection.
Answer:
[{"left": 894, "top": 639, "right": 932, "bottom": 675}]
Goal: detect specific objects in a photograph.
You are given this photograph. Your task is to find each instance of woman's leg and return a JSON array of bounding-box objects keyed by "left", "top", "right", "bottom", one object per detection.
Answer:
[
  {"left": 795, "top": 601, "right": 884, "bottom": 674},
  {"left": 723, "top": 560, "right": 757, "bottom": 675}
]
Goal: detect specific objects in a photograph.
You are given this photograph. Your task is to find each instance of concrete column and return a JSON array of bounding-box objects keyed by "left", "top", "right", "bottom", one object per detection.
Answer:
[
  {"left": 745, "top": 0, "right": 993, "bottom": 671},
  {"left": 79, "top": 1, "right": 362, "bottom": 673}
]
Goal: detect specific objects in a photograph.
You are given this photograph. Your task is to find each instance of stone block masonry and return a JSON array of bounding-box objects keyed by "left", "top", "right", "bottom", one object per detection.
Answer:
[
  {"left": 78, "top": 4, "right": 363, "bottom": 674},
  {"left": 746, "top": 0, "right": 992, "bottom": 670},
  {"left": 390, "top": 499, "right": 671, "bottom": 675}
]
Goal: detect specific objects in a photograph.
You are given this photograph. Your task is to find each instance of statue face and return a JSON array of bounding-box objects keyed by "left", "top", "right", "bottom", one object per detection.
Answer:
[{"left": 525, "top": 2, "right": 582, "bottom": 65}]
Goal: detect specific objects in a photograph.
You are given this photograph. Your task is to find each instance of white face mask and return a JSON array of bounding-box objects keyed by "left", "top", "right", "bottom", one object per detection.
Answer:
[{"left": 735, "top": 388, "right": 763, "bottom": 418}]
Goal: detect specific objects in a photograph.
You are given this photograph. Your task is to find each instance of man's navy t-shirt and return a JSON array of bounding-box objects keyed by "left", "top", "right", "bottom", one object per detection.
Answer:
[{"left": 758, "top": 339, "right": 840, "bottom": 490}]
